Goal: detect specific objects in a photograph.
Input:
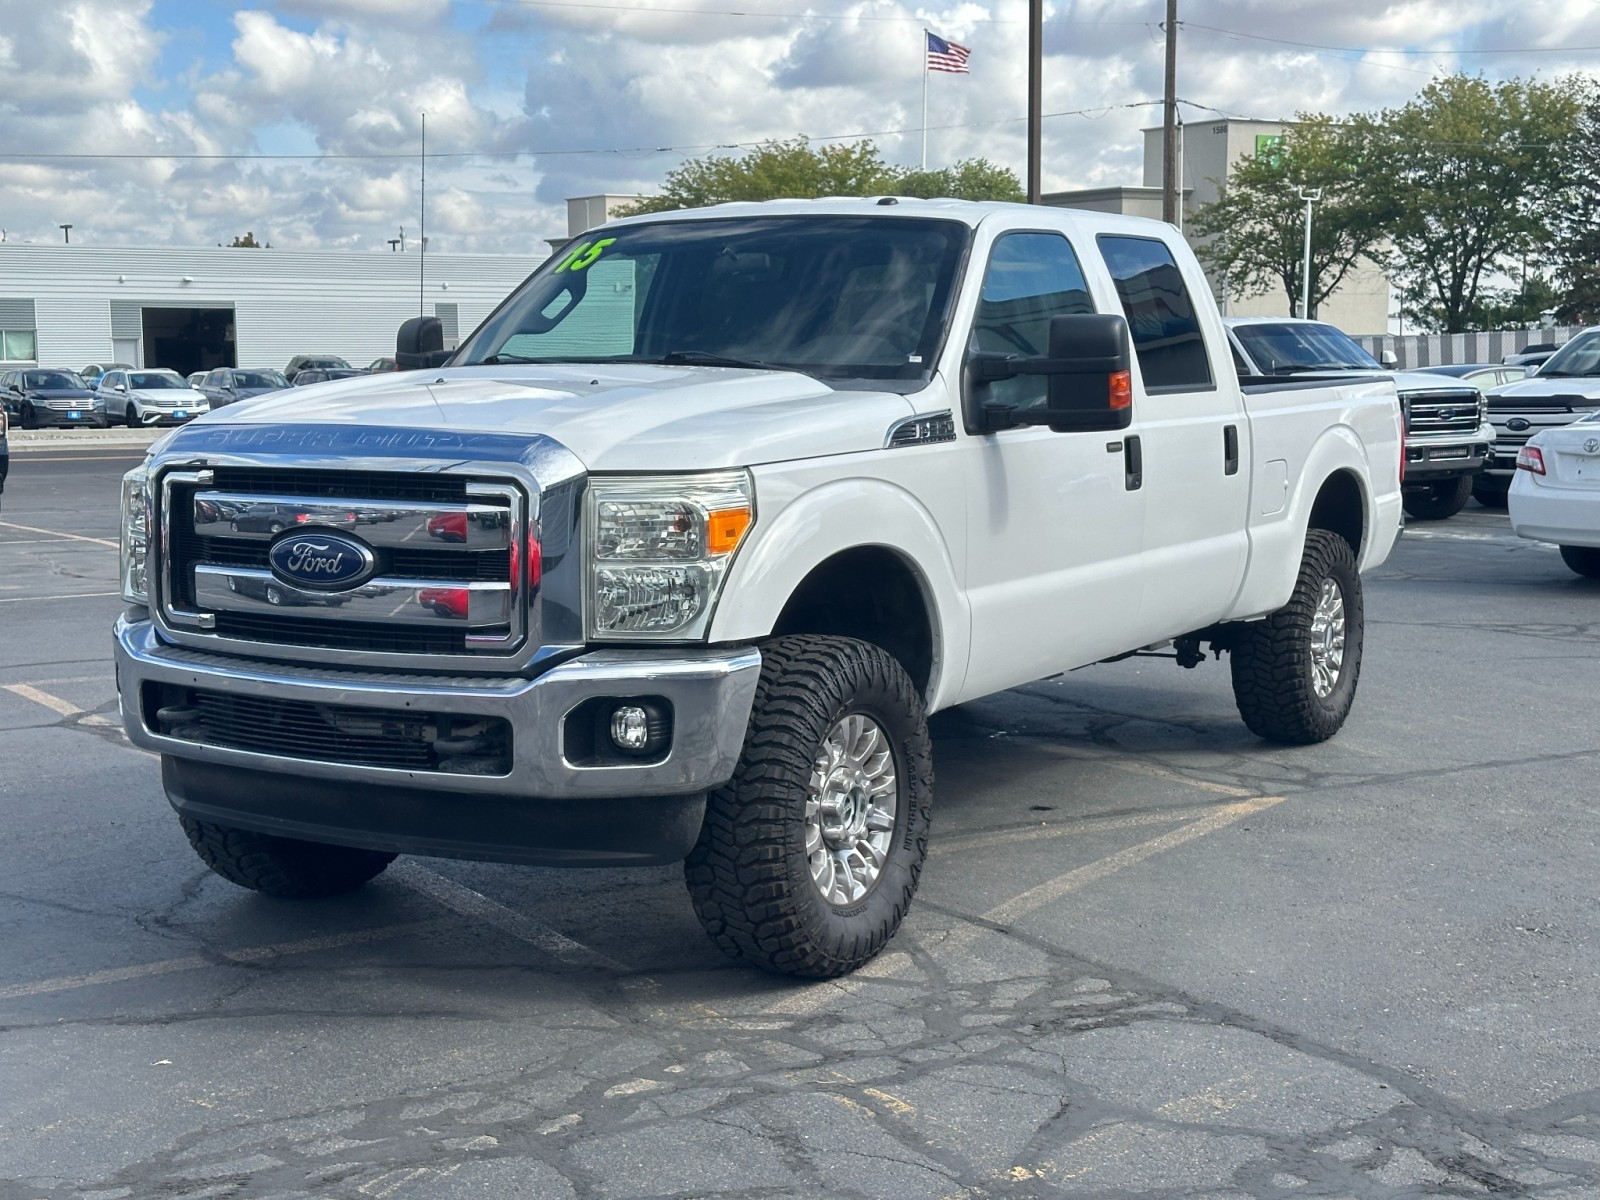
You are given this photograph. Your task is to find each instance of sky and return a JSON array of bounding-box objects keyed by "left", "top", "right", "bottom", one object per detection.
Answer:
[{"left": 1, "top": 0, "right": 1597, "bottom": 256}]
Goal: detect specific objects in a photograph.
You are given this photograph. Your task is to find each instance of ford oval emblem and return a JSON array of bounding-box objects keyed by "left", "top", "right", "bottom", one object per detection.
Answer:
[
  {"left": 1506, "top": 417, "right": 1531, "bottom": 432},
  {"left": 268, "top": 531, "right": 376, "bottom": 591}
]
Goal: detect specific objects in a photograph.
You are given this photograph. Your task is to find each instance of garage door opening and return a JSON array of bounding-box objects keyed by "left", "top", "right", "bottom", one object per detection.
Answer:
[{"left": 142, "top": 307, "right": 235, "bottom": 378}]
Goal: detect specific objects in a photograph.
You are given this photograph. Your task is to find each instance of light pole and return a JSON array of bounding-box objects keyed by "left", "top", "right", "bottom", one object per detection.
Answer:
[
  {"left": 59, "top": 224, "right": 72, "bottom": 244},
  {"left": 1297, "top": 188, "right": 1321, "bottom": 319}
]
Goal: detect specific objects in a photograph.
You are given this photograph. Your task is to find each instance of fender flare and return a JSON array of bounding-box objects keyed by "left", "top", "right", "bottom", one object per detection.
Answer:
[{"left": 710, "top": 476, "right": 969, "bottom": 710}]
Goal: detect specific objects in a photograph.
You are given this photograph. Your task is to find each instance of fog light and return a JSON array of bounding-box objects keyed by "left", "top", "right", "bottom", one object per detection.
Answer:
[{"left": 610, "top": 705, "right": 651, "bottom": 751}]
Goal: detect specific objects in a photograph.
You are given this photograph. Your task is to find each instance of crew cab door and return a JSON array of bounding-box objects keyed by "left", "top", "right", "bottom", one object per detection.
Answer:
[
  {"left": 1095, "top": 234, "right": 1250, "bottom": 636},
  {"left": 958, "top": 230, "right": 1150, "bottom": 699}
]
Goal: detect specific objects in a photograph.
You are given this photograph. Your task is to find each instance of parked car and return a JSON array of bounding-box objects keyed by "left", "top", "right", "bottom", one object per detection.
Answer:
[
  {"left": 1508, "top": 412, "right": 1600, "bottom": 578},
  {"left": 291, "top": 368, "right": 366, "bottom": 386},
  {"left": 367, "top": 357, "right": 398, "bottom": 373},
  {"left": 116, "top": 198, "right": 1404, "bottom": 978},
  {"left": 1225, "top": 317, "right": 1493, "bottom": 520},
  {"left": 2, "top": 368, "right": 103, "bottom": 429},
  {"left": 0, "top": 404, "right": 8, "bottom": 509},
  {"left": 186, "top": 372, "right": 208, "bottom": 388},
  {"left": 1477, "top": 327, "right": 1600, "bottom": 507},
  {"left": 1503, "top": 342, "right": 1558, "bottom": 369},
  {"left": 1412, "top": 362, "right": 1530, "bottom": 391},
  {"left": 81, "top": 362, "right": 134, "bottom": 391},
  {"left": 285, "top": 355, "right": 352, "bottom": 380},
  {"left": 96, "top": 368, "right": 210, "bottom": 427},
  {"left": 199, "top": 367, "right": 291, "bottom": 409}
]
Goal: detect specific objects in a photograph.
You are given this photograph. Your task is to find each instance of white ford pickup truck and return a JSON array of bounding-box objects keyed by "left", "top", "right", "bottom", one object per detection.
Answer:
[{"left": 115, "top": 199, "right": 1402, "bottom": 977}]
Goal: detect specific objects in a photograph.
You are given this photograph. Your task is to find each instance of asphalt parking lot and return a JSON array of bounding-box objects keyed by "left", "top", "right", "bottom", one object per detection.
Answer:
[{"left": 1, "top": 432, "right": 1598, "bottom": 1199}]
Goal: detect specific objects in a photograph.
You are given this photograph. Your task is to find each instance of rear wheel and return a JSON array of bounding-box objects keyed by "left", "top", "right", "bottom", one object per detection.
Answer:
[
  {"left": 685, "top": 635, "right": 933, "bottom": 978},
  {"left": 1559, "top": 545, "right": 1600, "bottom": 579},
  {"left": 1229, "top": 529, "right": 1364, "bottom": 745},
  {"left": 180, "top": 817, "right": 395, "bottom": 898},
  {"left": 1472, "top": 477, "right": 1509, "bottom": 509},
  {"left": 1402, "top": 475, "right": 1472, "bottom": 520}
]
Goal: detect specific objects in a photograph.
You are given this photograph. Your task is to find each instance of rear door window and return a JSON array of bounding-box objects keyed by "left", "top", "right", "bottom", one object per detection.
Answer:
[{"left": 1096, "top": 235, "right": 1214, "bottom": 393}]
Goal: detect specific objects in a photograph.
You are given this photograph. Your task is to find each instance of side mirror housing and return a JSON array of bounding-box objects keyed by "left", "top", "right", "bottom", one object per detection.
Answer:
[
  {"left": 971, "top": 313, "right": 1135, "bottom": 433},
  {"left": 1379, "top": 349, "right": 1398, "bottom": 368},
  {"left": 396, "top": 316, "right": 451, "bottom": 370}
]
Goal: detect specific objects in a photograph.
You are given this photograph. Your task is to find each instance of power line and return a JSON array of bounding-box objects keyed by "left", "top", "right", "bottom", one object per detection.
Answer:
[{"left": 0, "top": 102, "right": 1159, "bottom": 166}]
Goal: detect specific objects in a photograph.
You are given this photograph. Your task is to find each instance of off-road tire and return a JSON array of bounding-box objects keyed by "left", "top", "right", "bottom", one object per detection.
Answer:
[
  {"left": 180, "top": 816, "right": 396, "bottom": 898},
  {"left": 1402, "top": 475, "right": 1472, "bottom": 520},
  {"left": 1229, "top": 529, "right": 1364, "bottom": 745},
  {"left": 1559, "top": 545, "right": 1600, "bottom": 579},
  {"left": 685, "top": 635, "right": 933, "bottom": 978},
  {"left": 1472, "top": 478, "right": 1509, "bottom": 509}
]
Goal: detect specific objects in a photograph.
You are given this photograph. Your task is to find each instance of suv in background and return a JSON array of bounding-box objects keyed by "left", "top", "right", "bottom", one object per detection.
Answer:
[
  {"left": 96, "top": 369, "right": 210, "bottom": 427},
  {"left": 2, "top": 368, "right": 102, "bottom": 429},
  {"left": 285, "top": 355, "right": 352, "bottom": 381},
  {"left": 1226, "top": 317, "right": 1494, "bottom": 520},
  {"left": 1476, "top": 327, "right": 1600, "bottom": 506},
  {"left": 199, "top": 367, "right": 291, "bottom": 409}
]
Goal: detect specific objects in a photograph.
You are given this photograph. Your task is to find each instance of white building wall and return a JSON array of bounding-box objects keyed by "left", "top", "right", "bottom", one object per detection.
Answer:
[{"left": 0, "top": 244, "right": 543, "bottom": 371}]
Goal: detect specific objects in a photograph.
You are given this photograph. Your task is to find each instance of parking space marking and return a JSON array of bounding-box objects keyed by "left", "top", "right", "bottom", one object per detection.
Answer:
[
  {"left": 1, "top": 682, "right": 119, "bottom": 727},
  {"left": 0, "top": 591, "right": 122, "bottom": 605},
  {"left": 391, "top": 862, "right": 630, "bottom": 972},
  {"left": 0, "top": 921, "right": 449, "bottom": 1002},
  {"left": 934, "top": 804, "right": 1227, "bottom": 857},
  {"left": 0, "top": 519, "right": 118, "bottom": 548},
  {"left": 981, "top": 795, "right": 1283, "bottom": 927}
]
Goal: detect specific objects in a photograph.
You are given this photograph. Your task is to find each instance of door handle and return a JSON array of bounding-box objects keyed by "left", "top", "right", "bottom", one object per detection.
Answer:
[
  {"left": 1224, "top": 424, "right": 1240, "bottom": 475},
  {"left": 1125, "top": 435, "right": 1143, "bottom": 491}
]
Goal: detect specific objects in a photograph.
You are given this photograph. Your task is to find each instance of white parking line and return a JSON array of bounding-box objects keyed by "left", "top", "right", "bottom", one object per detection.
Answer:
[
  {"left": 0, "top": 591, "right": 122, "bottom": 605},
  {"left": 0, "top": 520, "right": 118, "bottom": 548}
]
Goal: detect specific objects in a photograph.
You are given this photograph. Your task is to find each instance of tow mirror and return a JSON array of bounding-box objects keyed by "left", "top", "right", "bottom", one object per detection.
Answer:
[
  {"left": 1379, "top": 349, "right": 1399, "bottom": 368},
  {"left": 396, "top": 316, "right": 450, "bottom": 370},
  {"left": 970, "top": 313, "right": 1135, "bottom": 433}
]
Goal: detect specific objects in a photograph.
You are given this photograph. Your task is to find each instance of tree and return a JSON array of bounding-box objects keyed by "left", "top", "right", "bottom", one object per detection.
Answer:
[
  {"left": 1549, "top": 81, "right": 1600, "bottom": 324},
  {"left": 614, "top": 139, "right": 1024, "bottom": 216},
  {"left": 893, "top": 158, "right": 1024, "bottom": 202},
  {"left": 1188, "top": 116, "right": 1384, "bottom": 320},
  {"left": 1356, "top": 74, "right": 1583, "bottom": 333},
  {"left": 226, "top": 231, "right": 268, "bottom": 248}
]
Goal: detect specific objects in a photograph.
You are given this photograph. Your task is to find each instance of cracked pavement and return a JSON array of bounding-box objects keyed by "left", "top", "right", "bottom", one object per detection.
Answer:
[{"left": 2, "top": 455, "right": 1598, "bottom": 1198}]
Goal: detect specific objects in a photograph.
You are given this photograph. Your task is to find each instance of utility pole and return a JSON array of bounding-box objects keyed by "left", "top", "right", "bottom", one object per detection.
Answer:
[
  {"left": 59, "top": 224, "right": 73, "bottom": 244},
  {"left": 419, "top": 112, "right": 427, "bottom": 319},
  {"left": 1298, "top": 188, "right": 1322, "bottom": 319},
  {"left": 1161, "top": 0, "right": 1179, "bottom": 225},
  {"left": 1027, "top": 0, "right": 1043, "bottom": 203}
]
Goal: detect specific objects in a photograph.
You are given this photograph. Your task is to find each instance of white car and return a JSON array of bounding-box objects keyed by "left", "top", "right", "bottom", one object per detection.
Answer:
[
  {"left": 1509, "top": 411, "right": 1600, "bottom": 578},
  {"left": 96, "top": 368, "right": 211, "bottom": 427}
]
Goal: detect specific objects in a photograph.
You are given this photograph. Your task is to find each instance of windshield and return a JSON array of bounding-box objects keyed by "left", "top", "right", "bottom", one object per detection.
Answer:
[
  {"left": 1536, "top": 331, "right": 1600, "bottom": 378},
  {"left": 234, "top": 370, "right": 289, "bottom": 389},
  {"left": 128, "top": 372, "right": 185, "bottom": 389},
  {"left": 1231, "top": 322, "right": 1382, "bottom": 373},
  {"left": 456, "top": 216, "right": 971, "bottom": 386},
  {"left": 23, "top": 371, "right": 87, "bottom": 390}
]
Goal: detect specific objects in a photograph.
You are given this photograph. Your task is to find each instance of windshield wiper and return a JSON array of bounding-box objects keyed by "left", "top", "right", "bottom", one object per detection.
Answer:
[
  {"left": 654, "top": 349, "right": 777, "bottom": 370},
  {"left": 1268, "top": 362, "right": 1334, "bottom": 375},
  {"left": 479, "top": 353, "right": 549, "bottom": 364}
]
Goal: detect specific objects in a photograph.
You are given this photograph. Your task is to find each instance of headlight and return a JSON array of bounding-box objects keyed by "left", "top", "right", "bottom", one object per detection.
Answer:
[
  {"left": 1479, "top": 392, "right": 1490, "bottom": 425},
  {"left": 587, "top": 471, "right": 753, "bottom": 640},
  {"left": 120, "top": 466, "right": 151, "bottom": 604}
]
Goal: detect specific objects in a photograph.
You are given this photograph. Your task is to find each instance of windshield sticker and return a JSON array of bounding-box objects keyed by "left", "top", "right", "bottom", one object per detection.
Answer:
[{"left": 554, "top": 238, "right": 617, "bottom": 273}]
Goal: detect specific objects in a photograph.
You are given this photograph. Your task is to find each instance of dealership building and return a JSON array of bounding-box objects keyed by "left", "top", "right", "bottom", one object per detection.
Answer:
[{"left": 0, "top": 243, "right": 544, "bottom": 378}]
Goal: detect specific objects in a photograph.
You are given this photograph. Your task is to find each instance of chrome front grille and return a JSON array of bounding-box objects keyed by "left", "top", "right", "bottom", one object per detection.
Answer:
[
  {"left": 159, "top": 466, "right": 527, "bottom": 663},
  {"left": 1402, "top": 389, "right": 1480, "bottom": 436}
]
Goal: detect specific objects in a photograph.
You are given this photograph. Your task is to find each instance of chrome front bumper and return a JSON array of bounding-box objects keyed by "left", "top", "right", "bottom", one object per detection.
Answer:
[{"left": 115, "top": 617, "right": 761, "bottom": 800}]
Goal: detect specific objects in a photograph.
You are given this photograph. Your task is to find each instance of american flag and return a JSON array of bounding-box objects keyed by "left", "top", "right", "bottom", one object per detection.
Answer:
[{"left": 925, "top": 31, "right": 971, "bottom": 74}]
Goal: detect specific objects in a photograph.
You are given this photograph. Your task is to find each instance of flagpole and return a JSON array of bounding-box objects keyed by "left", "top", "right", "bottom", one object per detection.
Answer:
[{"left": 920, "top": 29, "right": 928, "bottom": 171}]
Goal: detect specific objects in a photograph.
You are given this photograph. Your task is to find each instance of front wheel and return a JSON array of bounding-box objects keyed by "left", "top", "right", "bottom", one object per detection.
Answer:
[
  {"left": 1472, "top": 478, "right": 1509, "bottom": 509},
  {"left": 1229, "top": 529, "right": 1364, "bottom": 745},
  {"left": 180, "top": 816, "right": 396, "bottom": 898},
  {"left": 20, "top": 403, "right": 37, "bottom": 430},
  {"left": 1559, "top": 545, "right": 1600, "bottom": 579},
  {"left": 1402, "top": 475, "right": 1472, "bottom": 520},
  {"left": 685, "top": 635, "right": 933, "bottom": 978},
  {"left": 124, "top": 404, "right": 139, "bottom": 428}
]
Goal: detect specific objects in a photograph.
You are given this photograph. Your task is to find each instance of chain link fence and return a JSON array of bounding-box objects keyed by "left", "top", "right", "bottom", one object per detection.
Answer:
[{"left": 1352, "top": 326, "right": 1587, "bottom": 371}]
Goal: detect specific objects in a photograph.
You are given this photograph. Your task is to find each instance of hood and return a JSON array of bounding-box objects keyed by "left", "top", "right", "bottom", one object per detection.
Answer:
[
  {"left": 127, "top": 388, "right": 207, "bottom": 403},
  {"left": 1488, "top": 375, "right": 1600, "bottom": 403},
  {"left": 1388, "top": 370, "right": 1483, "bottom": 396},
  {"left": 25, "top": 388, "right": 95, "bottom": 400},
  {"left": 198, "top": 363, "right": 918, "bottom": 471}
]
